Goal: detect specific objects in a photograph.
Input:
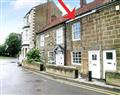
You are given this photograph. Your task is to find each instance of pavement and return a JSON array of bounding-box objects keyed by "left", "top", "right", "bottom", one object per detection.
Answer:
[
  {"left": 0, "top": 58, "right": 120, "bottom": 95},
  {"left": 27, "top": 69, "right": 120, "bottom": 94},
  {"left": 26, "top": 67, "right": 120, "bottom": 91}
]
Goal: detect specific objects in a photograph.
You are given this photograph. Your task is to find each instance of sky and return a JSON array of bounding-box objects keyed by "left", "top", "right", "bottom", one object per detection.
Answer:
[{"left": 0, "top": 0, "right": 92, "bottom": 45}]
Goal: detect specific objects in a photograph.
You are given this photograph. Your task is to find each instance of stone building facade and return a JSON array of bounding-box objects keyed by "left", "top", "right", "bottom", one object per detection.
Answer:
[
  {"left": 66, "top": 1, "right": 120, "bottom": 79},
  {"left": 36, "top": 0, "right": 120, "bottom": 79}
]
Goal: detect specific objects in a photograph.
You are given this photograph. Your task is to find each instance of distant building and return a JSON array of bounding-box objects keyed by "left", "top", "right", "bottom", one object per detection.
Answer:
[{"left": 21, "top": 1, "right": 62, "bottom": 60}]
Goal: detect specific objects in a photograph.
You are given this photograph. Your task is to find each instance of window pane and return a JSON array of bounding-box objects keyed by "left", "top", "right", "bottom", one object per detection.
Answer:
[
  {"left": 40, "top": 34, "right": 44, "bottom": 47},
  {"left": 92, "top": 54, "right": 97, "bottom": 60},
  {"left": 76, "top": 61, "right": 79, "bottom": 63},
  {"left": 48, "top": 52, "right": 54, "bottom": 64},
  {"left": 106, "top": 52, "right": 113, "bottom": 59},
  {"left": 72, "top": 22, "right": 80, "bottom": 40},
  {"left": 72, "top": 52, "right": 81, "bottom": 64},
  {"left": 56, "top": 28, "right": 63, "bottom": 44}
]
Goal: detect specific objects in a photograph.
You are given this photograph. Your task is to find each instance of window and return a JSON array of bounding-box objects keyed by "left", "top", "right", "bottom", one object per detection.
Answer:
[
  {"left": 25, "top": 48, "right": 27, "bottom": 55},
  {"left": 40, "top": 34, "right": 44, "bottom": 47},
  {"left": 56, "top": 27, "right": 63, "bottom": 44},
  {"left": 48, "top": 51, "right": 55, "bottom": 64},
  {"left": 25, "top": 30, "right": 28, "bottom": 40},
  {"left": 92, "top": 54, "right": 97, "bottom": 60},
  {"left": 106, "top": 52, "right": 113, "bottom": 60},
  {"left": 72, "top": 22, "right": 81, "bottom": 41},
  {"left": 22, "top": 48, "right": 24, "bottom": 57},
  {"left": 72, "top": 52, "right": 81, "bottom": 65}
]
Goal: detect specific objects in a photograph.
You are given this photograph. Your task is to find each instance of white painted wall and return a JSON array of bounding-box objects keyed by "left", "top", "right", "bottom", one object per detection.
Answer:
[{"left": 21, "top": 8, "right": 35, "bottom": 60}]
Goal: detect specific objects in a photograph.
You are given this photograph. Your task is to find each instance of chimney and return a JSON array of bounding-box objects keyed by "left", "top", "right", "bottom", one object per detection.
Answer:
[{"left": 80, "top": 0, "right": 86, "bottom": 7}]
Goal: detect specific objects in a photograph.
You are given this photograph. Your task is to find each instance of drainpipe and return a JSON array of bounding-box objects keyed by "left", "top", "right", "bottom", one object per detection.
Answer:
[{"left": 64, "top": 22, "right": 67, "bottom": 66}]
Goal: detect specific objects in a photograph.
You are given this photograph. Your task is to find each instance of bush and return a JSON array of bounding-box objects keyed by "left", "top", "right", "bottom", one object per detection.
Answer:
[{"left": 26, "top": 48, "right": 41, "bottom": 63}]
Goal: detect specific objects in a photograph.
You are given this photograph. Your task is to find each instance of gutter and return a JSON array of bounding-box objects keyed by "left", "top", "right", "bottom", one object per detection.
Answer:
[
  {"left": 65, "top": 0, "right": 120, "bottom": 24},
  {"left": 65, "top": 9, "right": 96, "bottom": 24}
]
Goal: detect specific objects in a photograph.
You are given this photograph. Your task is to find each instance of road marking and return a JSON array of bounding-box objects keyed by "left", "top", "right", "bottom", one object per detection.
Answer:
[
  {"left": 58, "top": 80, "right": 120, "bottom": 95},
  {"left": 26, "top": 69, "right": 120, "bottom": 95}
]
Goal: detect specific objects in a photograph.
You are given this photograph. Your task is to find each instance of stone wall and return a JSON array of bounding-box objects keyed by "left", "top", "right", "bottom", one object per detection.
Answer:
[
  {"left": 106, "top": 71, "right": 120, "bottom": 87},
  {"left": 46, "top": 64, "right": 79, "bottom": 78},
  {"left": 36, "top": 24, "right": 65, "bottom": 64},
  {"left": 22, "top": 61, "right": 40, "bottom": 71}
]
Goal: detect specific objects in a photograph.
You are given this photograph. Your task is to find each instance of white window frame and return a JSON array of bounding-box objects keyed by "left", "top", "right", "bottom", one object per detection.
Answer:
[
  {"left": 56, "top": 27, "right": 63, "bottom": 44},
  {"left": 48, "top": 51, "right": 55, "bottom": 64},
  {"left": 40, "top": 34, "right": 45, "bottom": 47},
  {"left": 71, "top": 51, "right": 81, "bottom": 65},
  {"left": 72, "top": 22, "right": 81, "bottom": 41}
]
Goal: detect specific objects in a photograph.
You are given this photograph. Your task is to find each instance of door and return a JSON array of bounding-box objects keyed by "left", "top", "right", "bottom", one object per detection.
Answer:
[
  {"left": 56, "top": 52, "right": 64, "bottom": 66},
  {"left": 103, "top": 50, "right": 116, "bottom": 79},
  {"left": 88, "top": 50, "right": 101, "bottom": 79}
]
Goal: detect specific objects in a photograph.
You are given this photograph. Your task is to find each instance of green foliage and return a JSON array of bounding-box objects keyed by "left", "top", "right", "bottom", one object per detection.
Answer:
[
  {"left": 5, "top": 33, "right": 21, "bottom": 57},
  {"left": 0, "top": 44, "right": 6, "bottom": 56},
  {"left": 26, "top": 48, "right": 41, "bottom": 63}
]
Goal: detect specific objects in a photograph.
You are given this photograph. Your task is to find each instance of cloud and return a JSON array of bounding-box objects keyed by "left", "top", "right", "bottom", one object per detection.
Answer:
[
  {"left": 13, "top": 0, "right": 47, "bottom": 10},
  {"left": 56, "top": 3, "right": 72, "bottom": 15}
]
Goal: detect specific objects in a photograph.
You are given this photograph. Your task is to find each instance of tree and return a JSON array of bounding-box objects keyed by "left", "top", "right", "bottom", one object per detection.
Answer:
[
  {"left": 0, "top": 44, "right": 6, "bottom": 56},
  {"left": 5, "top": 33, "right": 21, "bottom": 57}
]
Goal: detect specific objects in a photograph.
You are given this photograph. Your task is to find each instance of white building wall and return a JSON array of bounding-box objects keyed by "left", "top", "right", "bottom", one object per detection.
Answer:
[{"left": 21, "top": 8, "right": 35, "bottom": 60}]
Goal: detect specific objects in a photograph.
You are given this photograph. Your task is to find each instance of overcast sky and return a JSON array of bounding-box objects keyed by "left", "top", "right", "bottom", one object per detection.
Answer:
[{"left": 0, "top": 0, "right": 93, "bottom": 44}]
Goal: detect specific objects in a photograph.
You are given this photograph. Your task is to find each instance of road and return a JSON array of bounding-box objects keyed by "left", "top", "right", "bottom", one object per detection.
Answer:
[{"left": 0, "top": 58, "right": 118, "bottom": 95}]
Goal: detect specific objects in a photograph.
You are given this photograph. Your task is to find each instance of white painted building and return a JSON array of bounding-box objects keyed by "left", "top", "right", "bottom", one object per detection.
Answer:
[{"left": 21, "top": 8, "right": 35, "bottom": 60}]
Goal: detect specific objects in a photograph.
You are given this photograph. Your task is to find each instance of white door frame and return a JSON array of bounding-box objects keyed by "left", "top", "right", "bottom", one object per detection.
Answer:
[
  {"left": 56, "top": 52, "right": 64, "bottom": 66},
  {"left": 103, "top": 50, "right": 117, "bottom": 79},
  {"left": 88, "top": 50, "right": 101, "bottom": 79}
]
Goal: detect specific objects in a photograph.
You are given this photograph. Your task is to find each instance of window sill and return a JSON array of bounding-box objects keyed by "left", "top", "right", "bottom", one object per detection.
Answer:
[
  {"left": 72, "top": 63, "right": 81, "bottom": 66},
  {"left": 72, "top": 39, "right": 81, "bottom": 41},
  {"left": 40, "top": 46, "right": 44, "bottom": 47},
  {"left": 56, "top": 43, "right": 63, "bottom": 45}
]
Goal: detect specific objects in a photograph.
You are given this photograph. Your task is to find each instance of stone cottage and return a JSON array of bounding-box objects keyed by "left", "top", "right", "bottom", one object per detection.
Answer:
[{"left": 36, "top": 0, "right": 120, "bottom": 79}]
